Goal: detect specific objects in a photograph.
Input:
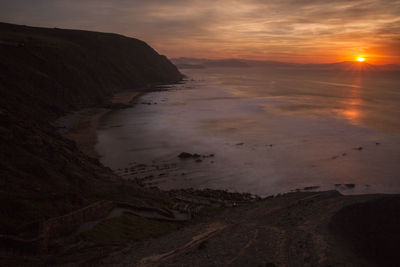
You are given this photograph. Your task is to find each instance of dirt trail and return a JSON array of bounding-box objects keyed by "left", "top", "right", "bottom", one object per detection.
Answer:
[
  {"left": 138, "top": 220, "right": 229, "bottom": 266},
  {"left": 96, "top": 191, "right": 399, "bottom": 266}
]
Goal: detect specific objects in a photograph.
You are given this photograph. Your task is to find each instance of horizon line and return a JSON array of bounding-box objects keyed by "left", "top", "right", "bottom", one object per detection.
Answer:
[{"left": 170, "top": 57, "right": 400, "bottom": 67}]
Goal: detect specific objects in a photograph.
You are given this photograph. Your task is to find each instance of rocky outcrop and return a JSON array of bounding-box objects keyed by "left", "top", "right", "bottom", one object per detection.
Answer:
[{"left": 329, "top": 196, "right": 400, "bottom": 266}]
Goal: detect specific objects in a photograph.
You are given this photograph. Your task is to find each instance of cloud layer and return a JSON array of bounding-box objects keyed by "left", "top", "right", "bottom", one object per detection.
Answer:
[{"left": 1, "top": 0, "right": 399, "bottom": 63}]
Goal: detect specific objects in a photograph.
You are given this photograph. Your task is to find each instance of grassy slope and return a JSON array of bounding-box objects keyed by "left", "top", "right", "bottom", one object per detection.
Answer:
[{"left": 0, "top": 22, "right": 181, "bottom": 233}]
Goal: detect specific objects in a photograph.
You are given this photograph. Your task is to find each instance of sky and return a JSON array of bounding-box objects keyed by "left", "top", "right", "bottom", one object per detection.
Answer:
[{"left": 1, "top": 0, "right": 399, "bottom": 64}]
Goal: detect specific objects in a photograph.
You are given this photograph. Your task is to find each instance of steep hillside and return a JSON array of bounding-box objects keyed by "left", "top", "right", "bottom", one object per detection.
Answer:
[
  {"left": 0, "top": 22, "right": 182, "bottom": 120},
  {"left": 0, "top": 22, "right": 182, "bottom": 234}
]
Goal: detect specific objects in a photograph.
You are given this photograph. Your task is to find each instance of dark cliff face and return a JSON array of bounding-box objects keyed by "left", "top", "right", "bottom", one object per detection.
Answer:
[
  {"left": 0, "top": 22, "right": 182, "bottom": 120},
  {"left": 0, "top": 22, "right": 182, "bottom": 233}
]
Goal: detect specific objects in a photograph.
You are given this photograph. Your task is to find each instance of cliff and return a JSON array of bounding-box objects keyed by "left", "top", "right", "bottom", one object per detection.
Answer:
[
  {"left": 0, "top": 22, "right": 182, "bottom": 120},
  {"left": 0, "top": 22, "right": 182, "bottom": 234}
]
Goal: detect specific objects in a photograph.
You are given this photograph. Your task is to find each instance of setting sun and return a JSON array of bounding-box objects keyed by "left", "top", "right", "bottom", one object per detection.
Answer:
[{"left": 357, "top": 57, "right": 365, "bottom": 62}]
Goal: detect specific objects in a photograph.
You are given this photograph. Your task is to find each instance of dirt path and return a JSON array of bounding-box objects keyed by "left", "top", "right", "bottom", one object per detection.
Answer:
[
  {"left": 138, "top": 220, "right": 229, "bottom": 266},
  {"left": 95, "top": 191, "right": 398, "bottom": 266}
]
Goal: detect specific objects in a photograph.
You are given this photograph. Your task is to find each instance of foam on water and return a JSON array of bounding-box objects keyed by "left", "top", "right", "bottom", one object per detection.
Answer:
[{"left": 96, "top": 67, "right": 400, "bottom": 196}]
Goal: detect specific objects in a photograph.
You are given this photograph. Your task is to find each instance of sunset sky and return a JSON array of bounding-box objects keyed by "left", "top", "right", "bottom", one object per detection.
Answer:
[{"left": 1, "top": 0, "right": 399, "bottom": 64}]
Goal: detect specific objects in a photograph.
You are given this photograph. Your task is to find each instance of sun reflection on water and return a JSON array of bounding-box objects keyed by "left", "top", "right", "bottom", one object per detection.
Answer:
[{"left": 340, "top": 74, "right": 363, "bottom": 126}]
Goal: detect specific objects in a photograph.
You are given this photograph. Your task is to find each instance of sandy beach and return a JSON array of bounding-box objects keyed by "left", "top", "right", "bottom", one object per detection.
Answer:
[{"left": 58, "top": 90, "right": 140, "bottom": 158}]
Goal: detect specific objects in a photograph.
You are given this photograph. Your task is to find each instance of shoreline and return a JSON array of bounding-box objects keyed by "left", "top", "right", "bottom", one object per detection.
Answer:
[
  {"left": 57, "top": 81, "right": 184, "bottom": 159},
  {"left": 58, "top": 90, "right": 141, "bottom": 158}
]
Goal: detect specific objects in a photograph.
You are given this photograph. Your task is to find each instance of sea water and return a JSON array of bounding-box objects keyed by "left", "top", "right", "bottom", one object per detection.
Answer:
[{"left": 96, "top": 67, "right": 400, "bottom": 196}]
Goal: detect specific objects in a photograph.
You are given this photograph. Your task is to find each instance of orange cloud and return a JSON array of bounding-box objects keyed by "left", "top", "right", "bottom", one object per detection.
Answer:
[{"left": 1, "top": 0, "right": 399, "bottom": 64}]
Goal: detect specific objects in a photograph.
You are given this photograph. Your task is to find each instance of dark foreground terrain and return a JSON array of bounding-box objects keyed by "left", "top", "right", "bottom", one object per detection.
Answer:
[
  {"left": 0, "top": 22, "right": 399, "bottom": 266},
  {"left": 98, "top": 191, "right": 400, "bottom": 267}
]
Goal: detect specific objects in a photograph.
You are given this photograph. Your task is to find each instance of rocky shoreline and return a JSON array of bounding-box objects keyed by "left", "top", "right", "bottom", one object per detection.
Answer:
[{"left": 39, "top": 90, "right": 400, "bottom": 266}]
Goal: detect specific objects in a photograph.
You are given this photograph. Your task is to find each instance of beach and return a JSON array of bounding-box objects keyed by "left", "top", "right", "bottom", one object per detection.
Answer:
[{"left": 56, "top": 91, "right": 140, "bottom": 158}]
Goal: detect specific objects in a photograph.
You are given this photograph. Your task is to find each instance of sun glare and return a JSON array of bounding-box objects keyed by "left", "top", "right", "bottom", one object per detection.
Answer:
[{"left": 357, "top": 57, "right": 365, "bottom": 62}]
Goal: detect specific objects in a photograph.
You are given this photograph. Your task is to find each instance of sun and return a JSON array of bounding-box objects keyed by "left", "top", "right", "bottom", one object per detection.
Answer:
[{"left": 357, "top": 57, "right": 365, "bottom": 62}]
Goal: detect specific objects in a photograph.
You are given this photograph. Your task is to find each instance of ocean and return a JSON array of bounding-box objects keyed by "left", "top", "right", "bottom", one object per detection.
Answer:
[{"left": 96, "top": 66, "right": 400, "bottom": 196}]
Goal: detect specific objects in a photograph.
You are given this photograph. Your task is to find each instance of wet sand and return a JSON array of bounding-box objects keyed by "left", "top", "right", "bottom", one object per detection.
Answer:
[
  {"left": 111, "top": 91, "right": 141, "bottom": 105},
  {"left": 58, "top": 91, "right": 140, "bottom": 158}
]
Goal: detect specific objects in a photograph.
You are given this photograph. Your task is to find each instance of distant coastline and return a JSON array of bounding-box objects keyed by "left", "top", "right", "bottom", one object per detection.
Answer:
[{"left": 171, "top": 57, "right": 400, "bottom": 71}]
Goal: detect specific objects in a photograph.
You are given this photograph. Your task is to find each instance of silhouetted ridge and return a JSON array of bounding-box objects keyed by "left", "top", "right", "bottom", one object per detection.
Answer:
[{"left": 0, "top": 22, "right": 182, "bottom": 120}]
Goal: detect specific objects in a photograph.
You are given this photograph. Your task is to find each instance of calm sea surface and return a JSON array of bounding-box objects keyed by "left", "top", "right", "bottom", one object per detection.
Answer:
[{"left": 96, "top": 67, "right": 400, "bottom": 196}]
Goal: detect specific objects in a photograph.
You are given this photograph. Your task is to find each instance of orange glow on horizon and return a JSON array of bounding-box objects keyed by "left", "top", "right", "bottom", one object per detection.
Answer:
[{"left": 2, "top": 0, "right": 400, "bottom": 65}]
